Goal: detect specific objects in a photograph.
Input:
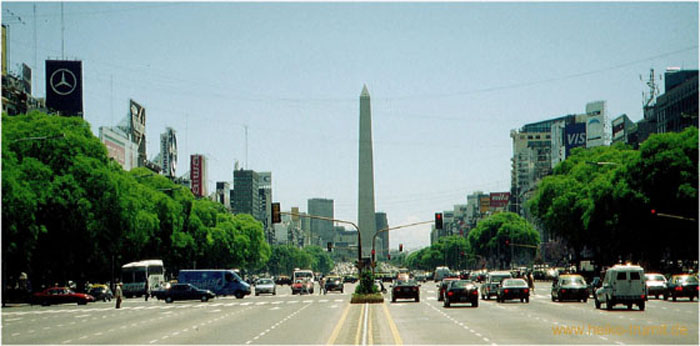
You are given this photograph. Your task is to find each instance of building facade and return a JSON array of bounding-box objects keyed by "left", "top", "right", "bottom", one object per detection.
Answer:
[
  {"left": 655, "top": 70, "right": 698, "bottom": 134},
  {"left": 375, "top": 212, "right": 388, "bottom": 258},
  {"left": 308, "top": 198, "right": 334, "bottom": 247},
  {"left": 215, "top": 182, "right": 230, "bottom": 210},
  {"left": 99, "top": 126, "right": 139, "bottom": 171},
  {"left": 233, "top": 169, "right": 263, "bottom": 222}
]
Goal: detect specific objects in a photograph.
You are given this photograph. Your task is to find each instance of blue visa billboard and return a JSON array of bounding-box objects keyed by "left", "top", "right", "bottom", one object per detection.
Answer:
[{"left": 564, "top": 123, "right": 586, "bottom": 157}]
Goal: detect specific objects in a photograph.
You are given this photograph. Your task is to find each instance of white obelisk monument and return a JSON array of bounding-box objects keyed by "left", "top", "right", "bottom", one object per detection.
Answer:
[{"left": 358, "top": 85, "right": 376, "bottom": 258}]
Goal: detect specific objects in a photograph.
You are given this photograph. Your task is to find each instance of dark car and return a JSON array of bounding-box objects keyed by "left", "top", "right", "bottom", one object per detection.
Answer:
[
  {"left": 392, "top": 280, "right": 420, "bottom": 302},
  {"left": 31, "top": 287, "right": 95, "bottom": 306},
  {"left": 480, "top": 271, "right": 512, "bottom": 300},
  {"left": 588, "top": 277, "right": 602, "bottom": 298},
  {"left": 443, "top": 280, "right": 479, "bottom": 308},
  {"left": 497, "top": 278, "right": 530, "bottom": 303},
  {"left": 437, "top": 277, "right": 459, "bottom": 301},
  {"left": 88, "top": 284, "right": 114, "bottom": 302},
  {"left": 644, "top": 273, "right": 667, "bottom": 299},
  {"left": 664, "top": 274, "right": 699, "bottom": 301},
  {"left": 275, "top": 275, "right": 292, "bottom": 285},
  {"left": 324, "top": 276, "right": 344, "bottom": 293},
  {"left": 343, "top": 275, "right": 358, "bottom": 283},
  {"left": 551, "top": 275, "right": 588, "bottom": 302},
  {"left": 154, "top": 283, "right": 216, "bottom": 303}
]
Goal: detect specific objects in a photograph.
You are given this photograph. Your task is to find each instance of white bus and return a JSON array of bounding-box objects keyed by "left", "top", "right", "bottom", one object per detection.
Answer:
[{"left": 121, "top": 259, "right": 165, "bottom": 298}]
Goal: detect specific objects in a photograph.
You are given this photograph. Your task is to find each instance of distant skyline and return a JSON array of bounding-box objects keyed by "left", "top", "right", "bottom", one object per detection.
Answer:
[{"left": 3, "top": 2, "right": 697, "bottom": 250}]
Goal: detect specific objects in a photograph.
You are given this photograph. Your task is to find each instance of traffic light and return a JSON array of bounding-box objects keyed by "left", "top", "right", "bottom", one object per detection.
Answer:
[
  {"left": 271, "top": 203, "right": 281, "bottom": 224},
  {"left": 399, "top": 243, "right": 403, "bottom": 252},
  {"left": 387, "top": 254, "right": 391, "bottom": 260},
  {"left": 371, "top": 249, "right": 376, "bottom": 262},
  {"left": 327, "top": 242, "right": 333, "bottom": 252},
  {"left": 651, "top": 208, "right": 657, "bottom": 215},
  {"left": 435, "top": 213, "right": 443, "bottom": 230},
  {"left": 505, "top": 239, "right": 510, "bottom": 246}
]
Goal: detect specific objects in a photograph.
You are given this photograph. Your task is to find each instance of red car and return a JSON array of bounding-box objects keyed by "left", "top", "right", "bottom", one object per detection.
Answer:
[
  {"left": 31, "top": 287, "right": 95, "bottom": 306},
  {"left": 291, "top": 280, "right": 314, "bottom": 295}
]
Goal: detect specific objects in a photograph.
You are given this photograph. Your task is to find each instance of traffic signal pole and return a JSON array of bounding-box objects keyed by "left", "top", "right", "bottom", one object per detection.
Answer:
[
  {"left": 280, "top": 212, "right": 363, "bottom": 272},
  {"left": 371, "top": 220, "right": 433, "bottom": 274}
]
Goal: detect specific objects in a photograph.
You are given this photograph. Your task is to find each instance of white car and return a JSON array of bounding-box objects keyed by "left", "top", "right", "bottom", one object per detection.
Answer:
[
  {"left": 595, "top": 264, "right": 646, "bottom": 311},
  {"left": 254, "top": 278, "right": 276, "bottom": 296}
]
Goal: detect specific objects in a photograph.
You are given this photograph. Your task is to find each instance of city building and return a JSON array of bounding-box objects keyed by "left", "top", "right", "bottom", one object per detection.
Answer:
[
  {"left": 258, "top": 172, "right": 274, "bottom": 245},
  {"left": 215, "top": 182, "right": 230, "bottom": 210},
  {"left": 611, "top": 114, "right": 638, "bottom": 145},
  {"left": 375, "top": 212, "right": 388, "bottom": 258},
  {"left": 233, "top": 169, "right": 263, "bottom": 222},
  {"left": 655, "top": 69, "right": 698, "bottom": 134},
  {"left": 308, "top": 198, "right": 334, "bottom": 247}
]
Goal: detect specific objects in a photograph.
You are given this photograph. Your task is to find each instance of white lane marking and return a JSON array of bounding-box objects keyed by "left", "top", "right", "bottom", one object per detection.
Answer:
[
  {"left": 269, "top": 307, "right": 281, "bottom": 311},
  {"left": 75, "top": 314, "right": 90, "bottom": 319},
  {"left": 334, "top": 299, "right": 343, "bottom": 302},
  {"left": 149, "top": 339, "right": 158, "bottom": 344},
  {"left": 240, "top": 302, "right": 251, "bottom": 306},
  {"left": 4, "top": 318, "right": 23, "bottom": 322},
  {"left": 62, "top": 340, "right": 72, "bottom": 344},
  {"left": 11, "top": 333, "right": 21, "bottom": 337},
  {"left": 94, "top": 332, "right": 103, "bottom": 336},
  {"left": 78, "top": 335, "right": 88, "bottom": 340},
  {"left": 600, "top": 336, "right": 608, "bottom": 341}
]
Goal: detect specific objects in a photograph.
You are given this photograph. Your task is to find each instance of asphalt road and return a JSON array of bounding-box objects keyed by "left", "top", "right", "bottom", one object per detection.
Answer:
[{"left": 2, "top": 282, "right": 697, "bottom": 345}]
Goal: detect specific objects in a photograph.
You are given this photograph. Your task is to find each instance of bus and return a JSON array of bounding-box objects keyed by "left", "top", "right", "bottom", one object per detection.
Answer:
[
  {"left": 177, "top": 269, "right": 251, "bottom": 298},
  {"left": 121, "top": 259, "right": 165, "bottom": 298}
]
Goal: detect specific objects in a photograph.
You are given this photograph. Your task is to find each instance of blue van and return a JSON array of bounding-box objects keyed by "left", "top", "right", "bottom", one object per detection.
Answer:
[{"left": 177, "top": 269, "right": 251, "bottom": 299}]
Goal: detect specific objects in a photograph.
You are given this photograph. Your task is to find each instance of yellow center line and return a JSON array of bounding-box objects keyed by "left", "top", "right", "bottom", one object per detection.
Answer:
[
  {"left": 368, "top": 305, "right": 373, "bottom": 345},
  {"left": 326, "top": 303, "right": 351, "bottom": 345},
  {"left": 382, "top": 302, "right": 403, "bottom": 345},
  {"left": 355, "top": 303, "right": 365, "bottom": 345}
]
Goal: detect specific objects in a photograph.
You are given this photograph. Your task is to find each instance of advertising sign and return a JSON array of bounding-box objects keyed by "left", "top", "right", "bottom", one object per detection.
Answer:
[
  {"left": 190, "top": 155, "right": 203, "bottom": 197},
  {"left": 479, "top": 196, "right": 491, "bottom": 214},
  {"left": 130, "top": 99, "right": 146, "bottom": 165},
  {"left": 45, "top": 60, "right": 83, "bottom": 116},
  {"left": 259, "top": 172, "right": 272, "bottom": 189},
  {"left": 103, "top": 136, "right": 126, "bottom": 167},
  {"left": 490, "top": 192, "right": 511, "bottom": 209},
  {"left": 564, "top": 123, "right": 586, "bottom": 157}
]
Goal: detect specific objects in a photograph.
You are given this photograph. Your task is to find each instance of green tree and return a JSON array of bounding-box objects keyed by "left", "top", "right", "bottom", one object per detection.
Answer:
[{"left": 467, "top": 212, "right": 539, "bottom": 268}]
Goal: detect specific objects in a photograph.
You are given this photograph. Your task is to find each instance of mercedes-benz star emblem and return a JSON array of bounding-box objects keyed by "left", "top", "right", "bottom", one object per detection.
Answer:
[{"left": 50, "top": 68, "right": 77, "bottom": 96}]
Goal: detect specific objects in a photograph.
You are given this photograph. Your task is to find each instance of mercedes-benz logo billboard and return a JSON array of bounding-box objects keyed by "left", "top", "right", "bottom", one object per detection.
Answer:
[
  {"left": 45, "top": 60, "right": 83, "bottom": 117},
  {"left": 49, "top": 68, "right": 77, "bottom": 96}
]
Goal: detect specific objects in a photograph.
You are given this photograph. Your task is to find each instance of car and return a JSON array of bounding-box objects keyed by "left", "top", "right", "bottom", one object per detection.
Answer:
[
  {"left": 497, "top": 278, "right": 530, "bottom": 303},
  {"left": 443, "top": 280, "right": 479, "bottom": 307},
  {"left": 433, "top": 266, "right": 452, "bottom": 282},
  {"left": 391, "top": 280, "right": 420, "bottom": 302},
  {"left": 153, "top": 283, "right": 216, "bottom": 303},
  {"left": 88, "top": 284, "right": 114, "bottom": 302},
  {"left": 664, "top": 274, "right": 698, "bottom": 301},
  {"left": 644, "top": 273, "right": 667, "bottom": 299},
  {"left": 587, "top": 277, "right": 602, "bottom": 298},
  {"left": 291, "top": 280, "right": 314, "bottom": 295},
  {"left": 324, "top": 275, "right": 344, "bottom": 293},
  {"left": 275, "top": 275, "right": 292, "bottom": 285},
  {"left": 437, "top": 277, "right": 459, "bottom": 301},
  {"left": 255, "top": 278, "right": 276, "bottom": 296},
  {"left": 480, "top": 271, "right": 513, "bottom": 300},
  {"left": 594, "top": 264, "right": 646, "bottom": 311},
  {"left": 396, "top": 273, "right": 410, "bottom": 282},
  {"left": 31, "top": 287, "right": 95, "bottom": 306},
  {"left": 551, "top": 274, "right": 588, "bottom": 302},
  {"left": 343, "top": 275, "right": 358, "bottom": 283}
]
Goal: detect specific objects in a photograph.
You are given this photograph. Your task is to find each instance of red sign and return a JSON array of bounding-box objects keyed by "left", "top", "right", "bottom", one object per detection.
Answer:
[
  {"left": 490, "top": 192, "right": 510, "bottom": 208},
  {"left": 190, "top": 155, "right": 203, "bottom": 197}
]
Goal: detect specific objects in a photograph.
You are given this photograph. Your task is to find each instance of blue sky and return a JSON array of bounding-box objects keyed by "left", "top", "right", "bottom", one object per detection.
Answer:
[{"left": 3, "top": 2, "right": 698, "bottom": 250}]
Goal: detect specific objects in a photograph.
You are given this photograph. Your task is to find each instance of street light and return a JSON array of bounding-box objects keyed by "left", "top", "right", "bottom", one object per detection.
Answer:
[{"left": 371, "top": 220, "right": 433, "bottom": 273}]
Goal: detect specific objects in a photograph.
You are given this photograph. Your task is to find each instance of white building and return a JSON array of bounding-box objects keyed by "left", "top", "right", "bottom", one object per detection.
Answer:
[{"left": 99, "top": 126, "right": 139, "bottom": 171}]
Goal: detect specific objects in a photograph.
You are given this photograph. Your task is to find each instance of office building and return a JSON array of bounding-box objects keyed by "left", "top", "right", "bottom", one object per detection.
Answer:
[{"left": 308, "top": 198, "right": 334, "bottom": 247}]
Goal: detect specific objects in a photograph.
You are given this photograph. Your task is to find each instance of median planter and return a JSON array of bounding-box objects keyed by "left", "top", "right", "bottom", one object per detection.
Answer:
[{"left": 351, "top": 293, "right": 384, "bottom": 304}]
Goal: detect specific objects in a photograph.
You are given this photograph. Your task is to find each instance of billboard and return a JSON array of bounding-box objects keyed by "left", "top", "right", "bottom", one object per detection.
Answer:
[
  {"left": 490, "top": 192, "right": 511, "bottom": 209},
  {"left": 190, "top": 154, "right": 204, "bottom": 197},
  {"left": 479, "top": 196, "right": 491, "bottom": 214},
  {"left": 160, "top": 128, "right": 177, "bottom": 178},
  {"left": 130, "top": 99, "right": 147, "bottom": 166},
  {"left": 45, "top": 60, "right": 83, "bottom": 116},
  {"left": 103, "top": 135, "right": 126, "bottom": 167},
  {"left": 259, "top": 172, "right": 272, "bottom": 189},
  {"left": 564, "top": 123, "right": 586, "bottom": 157}
]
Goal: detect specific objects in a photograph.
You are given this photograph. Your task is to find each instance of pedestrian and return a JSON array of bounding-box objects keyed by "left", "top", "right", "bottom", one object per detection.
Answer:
[
  {"left": 528, "top": 271, "right": 535, "bottom": 293},
  {"left": 319, "top": 277, "right": 325, "bottom": 295},
  {"left": 144, "top": 281, "right": 150, "bottom": 301},
  {"left": 115, "top": 282, "right": 123, "bottom": 309}
]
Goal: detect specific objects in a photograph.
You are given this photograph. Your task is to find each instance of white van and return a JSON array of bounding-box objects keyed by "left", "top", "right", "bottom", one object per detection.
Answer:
[{"left": 594, "top": 264, "right": 646, "bottom": 311}]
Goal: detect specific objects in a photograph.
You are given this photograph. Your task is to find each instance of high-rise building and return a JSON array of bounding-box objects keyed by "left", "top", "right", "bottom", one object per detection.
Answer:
[
  {"left": 233, "top": 169, "right": 262, "bottom": 222},
  {"left": 375, "top": 212, "right": 388, "bottom": 258},
  {"left": 159, "top": 127, "right": 177, "bottom": 178},
  {"left": 308, "top": 198, "right": 333, "bottom": 247},
  {"left": 585, "top": 101, "right": 611, "bottom": 148},
  {"left": 99, "top": 126, "right": 139, "bottom": 171},
  {"left": 655, "top": 69, "right": 698, "bottom": 134},
  {"left": 358, "top": 85, "right": 377, "bottom": 258},
  {"left": 215, "top": 182, "right": 230, "bottom": 209},
  {"left": 612, "top": 114, "right": 637, "bottom": 145}
]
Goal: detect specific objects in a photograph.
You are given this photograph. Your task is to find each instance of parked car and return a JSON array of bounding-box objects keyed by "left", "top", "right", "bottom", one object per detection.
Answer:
[
  {"left": 443, "top": 280, "right": 479, "bottom": 307},
  {"left": 644, "top": 273, "right": 667, "bottom": 299},
  {"left": 551, "top": 274, "right": 588, "bottom": 302},
  {"left": 291, "top": 280, "right": 314, "bottom": 295},
  {"left": 664, "top": 274, "right": 698, "bottom": 301},
  {"left": 594, "top": 264, "right": 646, "bottom": 311},
  {"left": 480, "top": 271, "right": 513, "bottom": 300},
  {"left": 153, "top": 283, "right": 216, "bottom": 303},
  {"left": 437, "top": 277, "right": 459, "bottom": 301},
  {"left": 88, "top": 284, "right": 114, "bottom": 302},
  {"left": 497, "top": 278, "right": 530, "bottom": 303},
  {"left": 324, "top": 275, "right": 344, "bottom": 293},
  {"left": 255, "top": 278, "right": 276, "bottom": 296},
  {"left": 391, "top": 280, "right": 420, "bottom": 303},
  {"left": 31, "top": 287, "right": 95, "bottom": 306}
]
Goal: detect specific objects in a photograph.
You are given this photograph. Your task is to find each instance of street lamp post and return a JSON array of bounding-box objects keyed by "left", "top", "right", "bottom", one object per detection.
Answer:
[{"left": 370, "top": 220, "right": 433, "bottom": 274}]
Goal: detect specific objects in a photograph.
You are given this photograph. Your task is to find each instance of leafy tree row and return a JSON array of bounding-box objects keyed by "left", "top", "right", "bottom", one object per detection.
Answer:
[
  {"left": 403, "top": 212, "right": 540, "bottom": 271},
  {"left": 528, "top": 127, "right": 698, "bottom": 270},
  {"left": 264, "top": 244, "right": 334, "bottom": 276},
  {"left": 2, "top": 112, "right": 271, "bottom": 288}
]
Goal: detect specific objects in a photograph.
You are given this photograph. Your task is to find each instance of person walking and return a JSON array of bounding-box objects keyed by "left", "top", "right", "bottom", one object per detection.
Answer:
[
  {"left": 115, "top": 282, "right": 123, "bottom": 309},
  {"left": 144, "top": 282, "right": 150, "bottom": 301},
  {"left": 319, "top": 277, "right": 325, "bottom": 295}
]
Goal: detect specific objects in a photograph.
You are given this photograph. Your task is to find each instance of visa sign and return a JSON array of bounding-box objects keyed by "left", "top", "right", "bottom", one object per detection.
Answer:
[{"left": 564, "top": 123, "right": 586, "bottom": 157}]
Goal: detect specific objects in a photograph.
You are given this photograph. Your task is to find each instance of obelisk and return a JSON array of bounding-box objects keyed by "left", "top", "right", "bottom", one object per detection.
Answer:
[{"left": 358, "top": 85, "right": 376, "bottom": 258}]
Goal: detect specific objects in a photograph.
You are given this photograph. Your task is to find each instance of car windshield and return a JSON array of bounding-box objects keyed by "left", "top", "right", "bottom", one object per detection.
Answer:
[
  {"left": 645, "top": 274, "right": 666, "bottom": 281},
  {"left": 450, "top": 280, "right": 470, "bottom": 288},
  {"left": 562, "top": 277, "right": 585, "bottom": 285},
  {"left": 258, "top": 279, "right": 273, "bottom": 285},
  {"left": 503, "top": 279, "right": 527, "bottom": 286},
  {"left": 677, "top": 276, "right": 698, "bottom": 283}
]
